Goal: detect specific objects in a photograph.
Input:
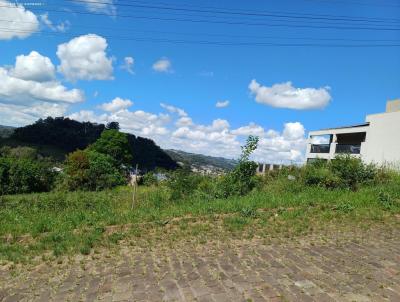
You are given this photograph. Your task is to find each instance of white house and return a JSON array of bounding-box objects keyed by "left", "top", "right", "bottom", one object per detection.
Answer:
[{"left": 306, "top": 100, "right": 400, "bottom": 167}]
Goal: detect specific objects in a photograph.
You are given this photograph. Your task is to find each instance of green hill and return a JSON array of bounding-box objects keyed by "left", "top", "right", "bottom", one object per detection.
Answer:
[
  {"left": 1, "top": 119, "right": 238, "bottom": 173},
  {"left": 0, "top": 117, "right": 177, "bottom": 171},
  {"left": 165, "top": 149, "right": 237, "bottom": 172},
  {"left": 0, "top": 125, "right": 15, "bottom": 138}
]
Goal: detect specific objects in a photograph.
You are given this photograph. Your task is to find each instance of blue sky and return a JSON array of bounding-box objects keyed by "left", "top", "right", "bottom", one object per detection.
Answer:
[{"left": 1, "top": 0, "right": 399, "bottom": 162}]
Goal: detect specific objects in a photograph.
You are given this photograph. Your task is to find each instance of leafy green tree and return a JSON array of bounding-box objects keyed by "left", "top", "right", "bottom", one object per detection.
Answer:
[
  {"left": 89, "top": 129, "right": 133, "bottom": 168},
  {"left": 106, "top": 122, "right": 120, "bottom": 130},
  {"left": 239, "top": 135, "right": 259, "bottom": 163},
  {"left": 63, "top": 149, "right": 125, "bottom": 191}
]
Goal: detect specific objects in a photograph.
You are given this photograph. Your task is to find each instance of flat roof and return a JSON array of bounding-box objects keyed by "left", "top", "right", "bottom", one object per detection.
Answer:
[
  {"left": 311, "top": 122, "right": 370, "bottom": 132},
  {"left": 317, "top": 123, "right": 369, "bottom": 131}
]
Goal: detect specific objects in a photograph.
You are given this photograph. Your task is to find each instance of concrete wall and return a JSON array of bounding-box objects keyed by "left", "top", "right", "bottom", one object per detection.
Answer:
[
  {"left": 306, "top": 126, "right": 368, "bottom": 161},
  {"left": 386, "top": 99, "right": 400, "bottom": 113},
  {"left": 362, "top": 111, "right": 400, "bottom": 166}
]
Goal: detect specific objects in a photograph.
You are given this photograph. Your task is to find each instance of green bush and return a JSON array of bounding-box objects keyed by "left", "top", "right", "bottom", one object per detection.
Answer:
[
  {"left": 0, "top": 157, "right": 55, "bottom": 195},
  {"left": 163, "top": 136, "right": 260, "bottom": 201},
  {"left": 330, "top": 155, "right": 376, "bottom": 190},
  {"left": 63, "top": 150, "right": 125, "bottom": 191},
  {"left": 215, "top": 136, "right": 259, "bottom": 198},
  {"left": 141, "top": 172, "right": 158, "bottom": 186},
  {"left": 303, "top": 166, "right": 342, "bottom": 189},
  {"left": 165, "top": 169, "right": 205, "bottom": 201},
  {"left": 303, "top": 155, "right": 378, "bottom": 191}
]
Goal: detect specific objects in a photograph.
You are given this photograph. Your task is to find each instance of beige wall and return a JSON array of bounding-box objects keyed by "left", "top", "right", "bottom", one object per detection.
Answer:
[{"left": 362, "top": 111, "right": 400, "bottom": 166}]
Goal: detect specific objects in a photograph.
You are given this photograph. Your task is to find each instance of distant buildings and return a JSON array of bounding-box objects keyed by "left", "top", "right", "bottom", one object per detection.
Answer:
[{"left": 306, "top": 100, "right": 400, "bottom": 166}]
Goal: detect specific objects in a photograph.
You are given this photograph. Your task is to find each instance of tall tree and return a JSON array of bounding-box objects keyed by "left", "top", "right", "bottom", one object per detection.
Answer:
[
  {"left": 89, "top": 129, "right": 133, "bottom": 167},
  {"left": 106, "top": 122, "right": 120, "bottom": 130}
]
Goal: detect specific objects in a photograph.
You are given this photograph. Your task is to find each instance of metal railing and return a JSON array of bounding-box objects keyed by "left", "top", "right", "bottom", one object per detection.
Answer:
[
  {"left": 310, "top": 144, "right": 330, "bottom": 154},
  {"left": 335, "top": 144, "right": 361, "bottom": 154}
]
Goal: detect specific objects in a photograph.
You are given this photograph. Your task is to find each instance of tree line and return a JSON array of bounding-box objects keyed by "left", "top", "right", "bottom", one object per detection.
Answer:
[
  {"left": 9, "top": 117, "right": 177, "bottom": 171},
  {"left": 0, "top": 117, "right": 178, "bottom": 195}
]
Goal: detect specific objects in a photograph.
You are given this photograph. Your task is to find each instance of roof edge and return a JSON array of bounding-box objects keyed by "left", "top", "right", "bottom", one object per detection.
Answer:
[{"left": 309, "top": 122, "right": 370, "bottom": 133}]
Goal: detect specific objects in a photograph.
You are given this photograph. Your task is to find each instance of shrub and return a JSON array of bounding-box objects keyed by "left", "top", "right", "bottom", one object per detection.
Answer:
[
  {"left": 0, "top": 157, "right": 55, "bottom": 195},
  {"left": 330, "top": 155, "right": 376, "bottom": 190},
  {"left": 303, "top": 166, "right": 343, "bottom": 189},
  {"left": 165, "top": 169, "right": 205, "bottom": 201},
  {"left": 63, "top": 150, "right": 125, "bottom": 191},
  {"left": 162, "top": 136, "right": 260, "bottom": 201},
  {"left": 215, "top": 136, "right": 259, "bottom": 198},
  {"left": 141, "top": 172, "right": 158, "bottom": 186},
  {"left": 378, "top": 191, "right": 398, "bottom": 210},
  {"left": 374, "top": 167, "right": 399, "bottom": 184},
  {"left": 194, "top": 177, "right": 218, "bottom": 200},
  {"left": 302, "top": 155, "right": 377, "bottom": 190}
]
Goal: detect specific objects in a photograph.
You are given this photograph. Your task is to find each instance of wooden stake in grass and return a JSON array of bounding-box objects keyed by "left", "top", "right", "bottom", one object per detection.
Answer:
[{"left": 131, "top": 164, "right": 139, "bottom": 210}]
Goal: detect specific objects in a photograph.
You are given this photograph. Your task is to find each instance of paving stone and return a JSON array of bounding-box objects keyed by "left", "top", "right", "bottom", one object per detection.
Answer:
[{"left": 1, "top": 228, "right": 400, "bottom": 302}]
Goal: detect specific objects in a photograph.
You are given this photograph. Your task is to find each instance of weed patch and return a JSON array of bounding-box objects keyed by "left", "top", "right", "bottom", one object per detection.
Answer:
[{"left": 223, "top": 216, "right": 251, "bottom": 232}]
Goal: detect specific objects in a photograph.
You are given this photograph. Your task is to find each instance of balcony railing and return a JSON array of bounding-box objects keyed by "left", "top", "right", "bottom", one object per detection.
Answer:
[
  {"left": 335, "top": 144, "right": 361, "bottom": 154},
  {"left": 310, "top": 144, "right": 330, "bottom": 153}
]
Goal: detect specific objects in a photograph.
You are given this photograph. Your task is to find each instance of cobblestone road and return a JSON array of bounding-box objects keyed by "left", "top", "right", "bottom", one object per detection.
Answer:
[{"left": 1, "top": 227, "right": 399, "bottom": 302}]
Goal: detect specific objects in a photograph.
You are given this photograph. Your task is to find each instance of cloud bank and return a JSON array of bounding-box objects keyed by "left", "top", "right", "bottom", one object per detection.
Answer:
[{"left": 70, "top": 102, "right": 307, "bottom": 164}]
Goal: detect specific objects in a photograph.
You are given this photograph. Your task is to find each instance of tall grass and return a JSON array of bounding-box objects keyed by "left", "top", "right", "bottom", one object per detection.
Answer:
[{"left": 1, "top": 170, "right": 399, "bottom": 263}]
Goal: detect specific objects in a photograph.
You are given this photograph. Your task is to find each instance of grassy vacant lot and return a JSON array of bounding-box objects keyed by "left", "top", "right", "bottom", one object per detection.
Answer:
[{"left": 1, "top": 172, "right": 400, "bottom": 264}]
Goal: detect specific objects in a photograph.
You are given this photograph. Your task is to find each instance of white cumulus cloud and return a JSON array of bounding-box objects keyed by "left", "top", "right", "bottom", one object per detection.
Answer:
[
  {"left": 176, "top": 116, "right": 193, "bottom": 127},
  {"left": 0, "top": 51, "right": 84, "bottom": 125},
  {"left": 152, "top": 58, "right": 172, "bottom": 73},
  {"left": 0, "top": 0, "right": 39, "bottom": 40},
  {"left": 69, "top": 109, "right": 170, "bottom": 140},
  {"left": 121, "top": 56, "right": 134, "bottom": 74},
  {"left": 0, "top": 102, "right": 68, "bottom": 127},
  {"left": 11, "top": 51, "right": 55, "bottom": 82},
  {"left": 0, "top": 69, "right": 84, "bottom": 105},
  {"left": 216, "top": 100, "right": 230, "bottom": 108},
  {"left": 232, "top": 123, "right": 265, "bottom": 137},
  {"left": 57, "top": 34, "right": 114, "bottom": 81},
  {"left": 99, "top": 97, "right": 133, "bottom": 112},
  {"left": 67, "top": 103, "right": 307, "bottom": 164},
  {"left": 283, "top": 122, "right": 305, "bottom": 140},
  {"left": 249, "top": 79, "right": 331, "bottom": 110}
]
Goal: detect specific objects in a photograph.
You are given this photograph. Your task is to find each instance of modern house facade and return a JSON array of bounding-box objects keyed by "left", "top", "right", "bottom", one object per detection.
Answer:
[{"left": 306, "top": 100, "right": 400, "bottom": 166}]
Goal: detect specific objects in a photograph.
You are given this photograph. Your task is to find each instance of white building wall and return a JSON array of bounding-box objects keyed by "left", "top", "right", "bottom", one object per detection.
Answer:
[
  {"left": 306, "top": 126, "right": 368, "bottom": 161},
  {"left": 362, "top": 111, "right": 400, "bottom": 166}
]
